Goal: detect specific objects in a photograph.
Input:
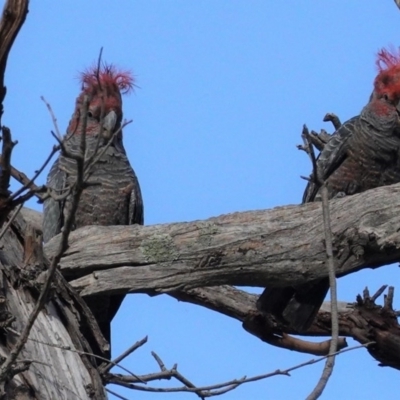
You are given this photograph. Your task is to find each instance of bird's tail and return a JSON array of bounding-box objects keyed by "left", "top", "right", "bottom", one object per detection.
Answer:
[{"left": 256, "top": 279, "right": 330, "bottom": 332}]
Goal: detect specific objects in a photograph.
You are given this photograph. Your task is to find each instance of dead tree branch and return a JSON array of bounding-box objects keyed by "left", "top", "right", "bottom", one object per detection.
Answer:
[
  {"left": 0, "top": 0, "right": 29, "bottom": 117},
  {"left": 0, "top": 129, "right": 47, "bottom": 228},
  {"left": 105, "top": 342, "right": 373, "bottom": 398},
  {"left": 41, "top": 182, "right": 400, "bottom": 297},
  {"left": 9, "top": 143, "right": 58, "bottom": 201},
  {"left": 23, "top": 206, "right": 400, "bottom": 370},
  {"left": 100, "top": 336, "right": 148, "bottom": 375},
  {"left": 0, "top": 209, "right": 106, "bottom": 398},
  {"left": 41, "top": 179, "right": 400, "bottom": 372}
]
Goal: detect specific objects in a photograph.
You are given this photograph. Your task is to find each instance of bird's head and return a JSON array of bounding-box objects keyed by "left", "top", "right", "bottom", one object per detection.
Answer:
[
  {"left": 372, "top": 47, "right": 400, "bottom": 117},
  {"left": 67, "top": 63, "right": 134, "bottom": 141}
]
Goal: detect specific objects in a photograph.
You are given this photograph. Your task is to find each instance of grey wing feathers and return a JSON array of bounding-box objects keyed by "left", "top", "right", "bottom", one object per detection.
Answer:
[
  {"left": 129, "top": 172, "right": 144, "bottom": 225},
  {"left": 302, "top": 116, "right": 358, "bottom": 203},
  {"left": 116, "top": 138, "right": 144, "bottom": 226},
  {"left": 105, "top": 144, "right": 144, "bottom": 226},
  {"left": 42, "top": 159, "right": 67, "bottom": 243}
]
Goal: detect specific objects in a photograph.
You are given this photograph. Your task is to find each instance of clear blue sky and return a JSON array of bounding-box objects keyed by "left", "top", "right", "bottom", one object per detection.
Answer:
[{"left": 4, "top": 1, "right": 400, "bottom": 399}]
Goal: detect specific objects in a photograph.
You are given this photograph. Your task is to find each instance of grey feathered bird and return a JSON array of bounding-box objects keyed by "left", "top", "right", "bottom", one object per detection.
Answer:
[
  {"left": 257, "top": 48, "right": 400, "bottom": 332},
  {"left": 43, "top": 64, "right": 143, "bottom": 347}
]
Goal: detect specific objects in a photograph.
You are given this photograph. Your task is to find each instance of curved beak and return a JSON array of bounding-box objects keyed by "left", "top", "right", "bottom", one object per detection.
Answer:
[{"left": 102, "top": 110, "right": 117, "bottom": 139}]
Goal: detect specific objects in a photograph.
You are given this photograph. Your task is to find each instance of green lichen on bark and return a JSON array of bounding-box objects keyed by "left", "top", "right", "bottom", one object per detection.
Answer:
[
  {"left": 197, "top": 222, "right": 219, "bottom": 247},
  {"left": 141, "top": 233, "right": 179, "bottom": 264}
]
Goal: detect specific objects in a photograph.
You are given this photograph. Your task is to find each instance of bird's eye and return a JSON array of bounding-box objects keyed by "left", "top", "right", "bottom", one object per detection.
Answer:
[
  {"left": 383, "top": 93, "right": 390, "bottom": 101},
  {"left": 87, "top": 111, "right": 94, "bottom": 118}
]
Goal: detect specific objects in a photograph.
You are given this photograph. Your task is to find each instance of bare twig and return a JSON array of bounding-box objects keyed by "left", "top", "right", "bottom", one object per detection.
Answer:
[
  {"left": 10, "top": 144, "right": 59, "bottom": 201},
  {"left": 371, "top": 285, "right": 388, "bottom": 302},
  {"left": 301, "top": 129, "right": 339, "bottom": 400},
  {"left": 100, "top": 336, "right": 148, "bottom": 374},
  {"left": 40, "top": 96, "right": 62, "bottom": 141},
  {"left": 306, "top": 184, "right": 339, "bottom": 400},
  {"left": 302, "top": 125, "right": 320, "bottom": 185},
  {"left": 9, "top": 164, "right": 46, "bottom": 201},
  {"left": 384, "top": 286, "right": 395, "bottom": 310},
  {"left": 107, "top": 343, "right": 373, "bottom": 397},
  {"left": 152, "top": 351, "right": 205, "bottom": 399},
  {"left": 6, "top": 327, "right": 141, "bottom": 379}
]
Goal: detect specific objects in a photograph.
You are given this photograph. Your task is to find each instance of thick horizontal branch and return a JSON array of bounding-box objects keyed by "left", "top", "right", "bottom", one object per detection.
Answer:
[
  {"left": 43, "top": 183, "right": 400, "bottom": 297},
  {"left": 25, "top": 205, "right": 400, "bottom": 366}
]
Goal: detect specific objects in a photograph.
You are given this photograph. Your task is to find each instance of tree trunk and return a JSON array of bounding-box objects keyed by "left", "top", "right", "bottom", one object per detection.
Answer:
[{"left": 0, "top": 212, "right": 106, "bottom": 399}]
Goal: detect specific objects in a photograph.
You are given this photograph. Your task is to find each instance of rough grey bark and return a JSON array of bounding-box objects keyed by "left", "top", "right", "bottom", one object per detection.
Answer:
[
  {"left": 43, "top": 183, "right": 400, "bottom": 297},
  {"left": 0, "top": 212, "right": 106, "bottom": 399}
]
